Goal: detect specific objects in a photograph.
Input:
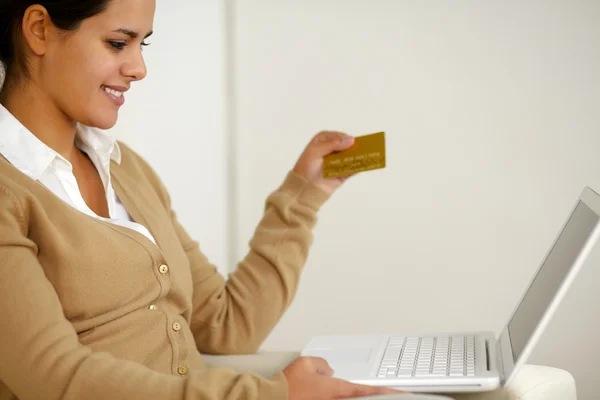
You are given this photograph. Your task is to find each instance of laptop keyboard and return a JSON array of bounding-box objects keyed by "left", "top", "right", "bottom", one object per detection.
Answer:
[{"left": 377, "top": 335, "right": 476, "bottom": 379}]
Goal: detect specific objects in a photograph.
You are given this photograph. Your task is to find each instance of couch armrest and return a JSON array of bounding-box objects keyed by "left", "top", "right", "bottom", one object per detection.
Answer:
[
  {"left": 200, "top": 352, "right": 576, "bottom": 400},
  {"left": 451, "top": 365, "right": 576, "bottom": 400},
  {"left": 201, "top": 351, "right": 300, "bottom": 378}
]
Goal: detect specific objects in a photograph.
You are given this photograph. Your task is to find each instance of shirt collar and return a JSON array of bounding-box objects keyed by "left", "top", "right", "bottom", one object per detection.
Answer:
[
  {"left": 76, "top": 123, "right": 122, "bottom": 165},
  {"left": 0, "top": 103, "right": 121, "bottom": 180}
]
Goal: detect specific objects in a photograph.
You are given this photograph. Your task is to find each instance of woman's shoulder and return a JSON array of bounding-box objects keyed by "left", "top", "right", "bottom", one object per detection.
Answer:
[
  {"left": 0, "top": 158, "right": 37, "bottom": 230},
  {"left": 0, "top": 156, "right": 36, "bottom": 201}
]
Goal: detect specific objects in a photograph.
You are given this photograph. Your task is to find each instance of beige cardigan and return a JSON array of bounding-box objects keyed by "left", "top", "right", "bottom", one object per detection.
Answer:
[{"left": 0, "top": 142, "right": 330, "bottom": 399}]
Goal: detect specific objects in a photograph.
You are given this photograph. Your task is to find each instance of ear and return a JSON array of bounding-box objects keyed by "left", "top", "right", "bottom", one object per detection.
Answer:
[{"left": 21, "top": 5, "right": 52, "bottom": 57}]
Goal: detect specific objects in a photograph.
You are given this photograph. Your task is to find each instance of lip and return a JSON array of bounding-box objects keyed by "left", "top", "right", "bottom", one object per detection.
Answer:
[
  {"left": 103, "top": 84, "right": 129, "bottom": 92},
  {"left": 101, "top": 85, "right": 129, "bottom": 107}
]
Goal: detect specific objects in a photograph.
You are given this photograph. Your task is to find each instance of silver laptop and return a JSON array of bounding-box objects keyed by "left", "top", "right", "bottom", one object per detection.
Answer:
[{"left": 302, "top": 187, "right": 600, "bottom": 393}]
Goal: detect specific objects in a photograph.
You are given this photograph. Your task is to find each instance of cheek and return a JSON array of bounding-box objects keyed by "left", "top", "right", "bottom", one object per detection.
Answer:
[
  {"left": 50, "top": 53, "right": 120, "bottom": 126},
  {"left": 75, "top": 58, "right": 116, "bottom": 95},
  {"left": 52, "top": 45, "right": 116, "bottom": 98},
  {"left": 83, "top": 61, "right": 119, "bottom": 95}
]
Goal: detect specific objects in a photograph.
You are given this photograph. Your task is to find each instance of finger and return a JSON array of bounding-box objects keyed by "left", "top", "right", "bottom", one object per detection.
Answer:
[
  {"left": 331, "top": 378, "right": 405, "bottom": 398},
  {"left": 306, "top": 357, "right": 335, "bottom": 376},
  {"left": 338, "top": 172, "right": 356, "bottom": 182},
  {"left": 313, "top": 131, "right": 349, "bottom": 144},
  {"left": 370, "top": 386, "right": 407, "bottom": 395},
  {"left": 314, "top": 135, "right": 355, "bottom": 157}
]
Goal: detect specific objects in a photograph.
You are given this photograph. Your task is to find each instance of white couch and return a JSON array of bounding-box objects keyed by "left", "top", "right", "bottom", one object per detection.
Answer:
[{"left": 201, "top": 351, "right": 576, "bottom": 400}]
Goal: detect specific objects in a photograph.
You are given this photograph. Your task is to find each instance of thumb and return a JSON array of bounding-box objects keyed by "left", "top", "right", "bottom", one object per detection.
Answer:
[
  {"left": 332, "top": 378, "right": 405, "bottom": 398},
  {"left": 315, "top": 135, "right": 355, "bottom": 157}
]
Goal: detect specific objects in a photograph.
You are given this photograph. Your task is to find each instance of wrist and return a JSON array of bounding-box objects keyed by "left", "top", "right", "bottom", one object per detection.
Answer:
[{"left": 279, "top": 171, "right": 331, "bottom": 211}]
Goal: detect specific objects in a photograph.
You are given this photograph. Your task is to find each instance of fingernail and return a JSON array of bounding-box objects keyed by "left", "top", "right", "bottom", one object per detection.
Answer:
[{"left": 343, "top": 136, "right": 354, "bottom": 143}]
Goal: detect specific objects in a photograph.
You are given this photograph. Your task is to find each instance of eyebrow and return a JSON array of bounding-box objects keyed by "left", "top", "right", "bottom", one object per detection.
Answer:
[{"left": 112, "top": 28, "right": 153, "bottom": 39}]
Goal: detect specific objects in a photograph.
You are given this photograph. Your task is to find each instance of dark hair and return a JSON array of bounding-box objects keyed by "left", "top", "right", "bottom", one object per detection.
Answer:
[{"left": 0, "top": 1, "right": 110, "bottom": 83}]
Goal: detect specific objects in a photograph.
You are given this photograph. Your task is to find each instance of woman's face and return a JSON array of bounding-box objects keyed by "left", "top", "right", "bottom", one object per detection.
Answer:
[{"left": 41, "top": 0, "right": 155, "bottom": 129}]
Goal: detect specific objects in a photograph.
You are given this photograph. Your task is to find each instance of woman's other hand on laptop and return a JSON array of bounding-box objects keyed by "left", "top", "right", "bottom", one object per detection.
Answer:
[{"left": 282, "top": 356, "right": 406, "bottom": 399}]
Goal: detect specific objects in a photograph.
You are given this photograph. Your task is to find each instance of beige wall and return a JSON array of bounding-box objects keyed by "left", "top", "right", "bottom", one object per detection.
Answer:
[{"left": 230, "top": 1, "right": 600, "bottom": 398}]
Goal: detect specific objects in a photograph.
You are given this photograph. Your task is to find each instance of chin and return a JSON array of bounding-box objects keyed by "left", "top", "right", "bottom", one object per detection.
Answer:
[{"left": 86, "top": 112, "right": 119, "bottom": 130}]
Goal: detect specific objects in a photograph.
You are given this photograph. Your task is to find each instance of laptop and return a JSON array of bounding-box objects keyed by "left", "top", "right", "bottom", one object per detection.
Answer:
[{"left": 302, "top": 187, "right": 600, "bottom": 393}]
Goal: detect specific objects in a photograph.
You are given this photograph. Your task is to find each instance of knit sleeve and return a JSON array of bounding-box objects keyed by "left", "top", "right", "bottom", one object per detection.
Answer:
[{"left": 170, "top": 172, "right": 330, "bottom": 354}]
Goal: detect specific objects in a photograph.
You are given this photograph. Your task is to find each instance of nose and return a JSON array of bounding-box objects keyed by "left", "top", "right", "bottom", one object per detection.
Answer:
[{"left": 122, "top": 49, "right": 148, "bottom": 81}]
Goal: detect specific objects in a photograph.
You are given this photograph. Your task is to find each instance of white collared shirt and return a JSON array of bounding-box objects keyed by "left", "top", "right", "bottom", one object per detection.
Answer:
[{"left": 0, "top": 104, "right": 156, "bottom": 244}]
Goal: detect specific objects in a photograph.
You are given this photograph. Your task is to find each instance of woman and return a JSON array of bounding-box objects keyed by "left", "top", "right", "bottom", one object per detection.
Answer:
[{"left": 0, "top": 1, "right": 402, "bottom": 399}]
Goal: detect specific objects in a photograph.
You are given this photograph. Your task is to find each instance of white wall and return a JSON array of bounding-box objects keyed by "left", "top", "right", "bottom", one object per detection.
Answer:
[
  {"left": 231, "top": 1, "right": 600, "bottom": 398},
  {"left": 112, "top": 1, "right": 229, "bottom": 274}
]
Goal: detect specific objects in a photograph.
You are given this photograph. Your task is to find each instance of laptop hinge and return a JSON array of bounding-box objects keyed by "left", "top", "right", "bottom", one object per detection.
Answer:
[{"left": 485, "top": 339, "right": 492, "bottom": 371}]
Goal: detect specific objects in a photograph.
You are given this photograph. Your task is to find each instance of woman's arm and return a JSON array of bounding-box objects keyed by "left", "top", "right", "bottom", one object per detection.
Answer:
[
  {"left": 171, "top": 172, "right": 330, "bottom": 355},
  {"left": 0, "top": 185, "right": 287, "bottom": 400},
  {"left": 130, "top": 132, "right": 354, "bottom": 356}
]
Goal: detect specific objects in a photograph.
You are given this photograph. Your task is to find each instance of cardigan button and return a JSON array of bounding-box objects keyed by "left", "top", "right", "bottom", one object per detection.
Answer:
[
  {"left": 158, "top": 264, "right": 169, "bottom": 274},
  {"left": 177, "top": 366, "right": 188, "bottom": 376}
]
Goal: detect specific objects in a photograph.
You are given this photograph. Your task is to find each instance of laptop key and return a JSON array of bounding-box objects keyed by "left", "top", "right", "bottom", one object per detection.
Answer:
[
  {"left": 415, "top": 371, "right": 439, "bottom": 377},
  {"left": 425, "top": 373, "right": 447, "bottom": 377}
]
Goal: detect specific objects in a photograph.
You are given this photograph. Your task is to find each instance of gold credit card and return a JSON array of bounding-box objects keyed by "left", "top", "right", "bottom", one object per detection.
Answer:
[{"left": 323, "top": 132, "right": 386, "bottom": 178}]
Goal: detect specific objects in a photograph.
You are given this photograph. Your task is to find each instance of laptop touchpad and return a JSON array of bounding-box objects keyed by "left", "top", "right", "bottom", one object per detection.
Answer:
[{"left": 318, "top": 348, "right": 373, "bottom": 364}]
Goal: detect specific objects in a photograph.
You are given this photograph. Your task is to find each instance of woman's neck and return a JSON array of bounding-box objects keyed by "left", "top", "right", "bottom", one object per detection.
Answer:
[{"left": 0, "top": 78, "right": 80, "bottom": 164}]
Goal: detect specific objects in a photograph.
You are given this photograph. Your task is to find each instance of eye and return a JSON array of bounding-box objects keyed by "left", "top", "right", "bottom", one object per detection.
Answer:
[
  {"left": 107, "top": 40, "right": 150, "bottom": 52},
  {"left": 108, "top": 40, "right": 126, "bottom": 50}
]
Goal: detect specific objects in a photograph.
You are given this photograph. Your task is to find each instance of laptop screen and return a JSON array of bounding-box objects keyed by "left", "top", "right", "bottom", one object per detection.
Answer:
[{"left": 507, "top": 200, "right": 599, "bottom": 361}]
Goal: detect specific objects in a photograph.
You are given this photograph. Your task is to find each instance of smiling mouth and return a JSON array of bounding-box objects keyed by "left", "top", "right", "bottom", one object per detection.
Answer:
[
  {"left": 100, "top": 85, "right": 126, "bottom": 107},
  {"left": 101, "top": 85, "right": 124, "bottom": 98}
]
